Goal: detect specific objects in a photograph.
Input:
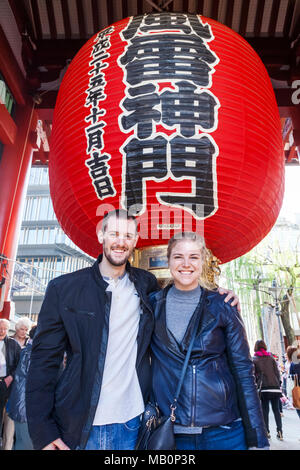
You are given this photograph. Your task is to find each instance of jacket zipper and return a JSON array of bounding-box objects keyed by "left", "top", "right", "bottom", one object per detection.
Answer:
[
  {"left": 191, "top": 365, "right": 196, "bottom": 426},
  {"left": 215, "top": 361, "right": 227, "bottom": 404}
]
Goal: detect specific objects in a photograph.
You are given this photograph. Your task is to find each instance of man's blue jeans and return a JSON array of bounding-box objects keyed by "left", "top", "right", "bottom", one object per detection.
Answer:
[
  {"left": 175, "top": 420, "right": 247, "bottom": 450},
  {"left": 84, "top": 415, "right": 141, "bottom": 450}
]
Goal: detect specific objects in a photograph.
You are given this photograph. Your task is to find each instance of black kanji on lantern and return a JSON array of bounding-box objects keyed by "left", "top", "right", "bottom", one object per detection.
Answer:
[
  {"left": 85, "top": 123, "right": 105, "bottom": 152},
  {"left": 160, "top": 81, "right": 218, "bottom": 137},
  {"left": 119, "top": 13, "right": 220, "bottom": 218},
  {"left": 122, "top": 135, "right": 217, "bottom": 218},
  {"left": 121, "top": 84, "right": 160, "bottom": 139},
  {"left": 159, "top": 135, "right": 217, "bottom": 218},
  {"left": 120, "top": 80, "right": 218, "bottom": 138},
  {"left": 120, "top": 33, "right": 217, "bottom": 87},
  {"left": 85, "top": 107, "right": 105, "bottom": 125},
  {"left": 93, "top": 177, "right": 116, "bottom": 199},
  {"left": 86, "top": 152, "right": 115, "bottom": 199},
  {"left": 84, "top": 27, "right": 116, "bottom": 200},
  {"left": 121, "top": 13, "right": 213, "bottom": 41},
  {"left": 123, "top": 136, "right": 168, "bottom": 214}
]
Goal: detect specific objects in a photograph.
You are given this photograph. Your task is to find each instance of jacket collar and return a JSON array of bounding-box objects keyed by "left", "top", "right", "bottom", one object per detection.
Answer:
[
  {"left": 154, "top": 285, "right": 211, "bottom": 355},
  {"left": 91, "top": 253, "right": 135, "bottom": 288}
]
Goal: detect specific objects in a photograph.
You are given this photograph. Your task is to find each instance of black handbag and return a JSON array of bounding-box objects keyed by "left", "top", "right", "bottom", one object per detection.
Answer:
[{"left": 135, "top": 291, "right": 207, "bottom": 451}]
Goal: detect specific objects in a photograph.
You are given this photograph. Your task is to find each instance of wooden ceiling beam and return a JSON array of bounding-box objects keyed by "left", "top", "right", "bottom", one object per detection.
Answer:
[
  {"left": 8, "top": 0, "right": 35, "bottom": 38},
  {"left": 30, "top": 0, "right": 43, "bottom": 40},
  {"left": 122, "top": 0, "right": 129, "bottom": 19},
  {"left": 106, "top": 0, "right": 115, "bottom": 27},
  {"left": 254, "top": 0, "right": 265, "bottom": 36},
  {"left": 91, "top": 0, "right": 100, "bottom": 32},
  {"left": 26, "top": 36, "right": 293, "bottom": 70},
  {"left": 268, "top": 0, "right": 281, "bottom": 37},
  {"left": 76, "top": 0, "right": 86, "bottom": 38},
  {"left": 46, "top": 0, "right": 57, "bottom": 39},
  {"left": 61, "top": 0, "right": 72, "bottom": 39},
  {"left": 196, "top": 0, "right": 204, "bottom": 15},
  {"left": 225, "top": 0, "right": 234, "bottom": 29},
  {"left": 283, "top": 0, "right": 297, "bottom": 38},
  {"left": 239, "top": 0, "right": 250, "bottom": 36},
  {"left": 210, "top": 0, "right": 220, "bottom": 20},
  {"left": 182, "top": 0, "right": 190, "bottom": 14},
  {"left": 137, "top": 0, "right": 144, "bottom": 15}
]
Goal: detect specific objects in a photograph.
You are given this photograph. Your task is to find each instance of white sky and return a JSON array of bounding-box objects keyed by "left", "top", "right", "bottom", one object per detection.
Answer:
[{"left": 279, "top": 165, "right": 300, "bottom": 223}]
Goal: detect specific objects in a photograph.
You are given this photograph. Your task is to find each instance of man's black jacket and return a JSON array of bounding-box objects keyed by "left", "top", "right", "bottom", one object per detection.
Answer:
[
  {"left": 4, "top": 336, "right": 21, "bottom": 378},
  {"left": 25, "top": 254, "right": 159, "bottom": 450}
]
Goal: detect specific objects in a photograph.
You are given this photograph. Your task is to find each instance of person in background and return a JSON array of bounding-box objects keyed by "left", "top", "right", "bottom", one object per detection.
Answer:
[
  {"left": 7, "top": 325, "right": 37, "bottom": 450},
  {"left": 285, "top": 346, "right": 296, "bottom": 407},
  {"left": 271, "top": 353, "right": 284, "bottom": 417},
  {"left": 11, "top": 317, "right": 32, "bottom": 348},
  {"left": 150, "top": 232, "right": 269, "bottom": 450},
  {"left": 2, "top": 316, "right": 32, "bottom": 450},
  {"left": 0, "top": 319, "right": 21, "bottom": 449},
  {"left": 287, "top": 345, "right": 300, "bottom": 420},
  {"left": 253, "top": 340, "right": 283, "bottom": 441}
]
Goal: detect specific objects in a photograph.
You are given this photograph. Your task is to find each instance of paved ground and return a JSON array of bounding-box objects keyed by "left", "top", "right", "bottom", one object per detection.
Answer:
[{"left": 268, "top": 408, "right": 300, "bottom": 450}]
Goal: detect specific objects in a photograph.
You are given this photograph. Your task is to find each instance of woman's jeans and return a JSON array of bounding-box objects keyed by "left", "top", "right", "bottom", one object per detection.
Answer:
[
  {"left": 175, "top": 420, "right": 247, "bottom": 450},
  {"left": 260, "top": 394, "right": 282, "bottom": 432},
  {"left": 84, "top": 415, "right": 141, "bottom": 450}
]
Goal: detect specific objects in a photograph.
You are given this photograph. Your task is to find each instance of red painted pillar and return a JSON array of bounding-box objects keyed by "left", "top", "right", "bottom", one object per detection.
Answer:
[{"left": 0, "top": 103, "right": 37, "bottom": 319}]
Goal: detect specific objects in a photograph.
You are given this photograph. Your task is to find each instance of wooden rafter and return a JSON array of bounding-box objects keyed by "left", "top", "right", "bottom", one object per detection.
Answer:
[
  {"left": 76, "top": 0, "right": 86, "bottom": 38},
  {"left": 30, "top": 0, "right": 43, "bottom": 40},
  {"left": 61, "top": 0, "right": 72, "bottom": 39},
  {"left": 45, "top": 0, "right": 57, "bottom": 39},
  {"left": 239, "top": 0, "right": 250, "bottom": 36}
]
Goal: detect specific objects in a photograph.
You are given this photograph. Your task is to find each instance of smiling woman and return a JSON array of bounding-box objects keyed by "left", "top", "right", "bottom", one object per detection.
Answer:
[
  {"left": 167, "top": 232, "right": 220, "bottom": 291},
  {"left": 149, "top": 231, "right": 270, "bottom": 450}
]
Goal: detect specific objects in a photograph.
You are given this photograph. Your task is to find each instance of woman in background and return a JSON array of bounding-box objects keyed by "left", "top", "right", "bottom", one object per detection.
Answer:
[
  {"left": 11, "top": 317, "right": 32, "bottom": 348},
  {"left": 287, "top": 345, "right": 300, "bottom": 420},
  {"left": 253, "top": 340, "right": 283, "bottom": 440},
  {"left": 8, "top": 325, "right": 37, "bottom": 450}
]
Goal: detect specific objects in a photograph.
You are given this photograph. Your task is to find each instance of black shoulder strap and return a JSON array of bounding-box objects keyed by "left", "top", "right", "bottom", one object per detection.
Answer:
[{"left": 170, "top": 290, "right": 207, "bottom": 419}]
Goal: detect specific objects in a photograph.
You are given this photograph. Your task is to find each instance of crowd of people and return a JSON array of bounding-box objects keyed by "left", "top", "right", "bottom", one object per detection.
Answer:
[
  {"left": 0, "top": 209, "right": 299, "bottom": 451},
  {"left": 0, "top": 317, "right": 36, "bottom": 449}
]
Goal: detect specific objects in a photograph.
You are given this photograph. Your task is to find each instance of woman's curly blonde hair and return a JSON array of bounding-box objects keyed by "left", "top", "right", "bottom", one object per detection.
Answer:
[{"left": 167, "top": 232, "right": 221, "bottom": 290}]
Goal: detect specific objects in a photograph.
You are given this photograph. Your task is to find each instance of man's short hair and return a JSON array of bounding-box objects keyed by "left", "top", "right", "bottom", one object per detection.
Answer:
[
  {"left": 101, "top": 209, "right": 138, "bottom": 233},
  {"left": 0, "top": 318, "right": 10, "bottom": 329}
]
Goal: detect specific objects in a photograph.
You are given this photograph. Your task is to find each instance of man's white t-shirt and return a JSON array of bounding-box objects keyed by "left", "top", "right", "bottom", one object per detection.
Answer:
[{"left": 93, "top": 272, "right": 145, "bottom": 425}]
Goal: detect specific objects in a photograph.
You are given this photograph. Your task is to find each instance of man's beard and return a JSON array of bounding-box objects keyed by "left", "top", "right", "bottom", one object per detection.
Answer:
[{"left": 103, "top": 242, "right": 132, "bottom": 267}]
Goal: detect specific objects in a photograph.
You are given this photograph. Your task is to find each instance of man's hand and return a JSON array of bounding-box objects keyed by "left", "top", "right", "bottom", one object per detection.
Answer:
[
  {"left": 4, "top": 375, "right": 13, "bottom": 388},
  {"left": 218, "top": 287, "right": 241, "bottom": 313},
  {"left": 43, "top": 438, "right": 70, "bottom": 450}
]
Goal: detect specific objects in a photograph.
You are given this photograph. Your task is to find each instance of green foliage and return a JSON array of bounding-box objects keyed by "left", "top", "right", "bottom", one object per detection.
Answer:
[{"left": 221, "top": 228, "right": 300, "bottom": 346}]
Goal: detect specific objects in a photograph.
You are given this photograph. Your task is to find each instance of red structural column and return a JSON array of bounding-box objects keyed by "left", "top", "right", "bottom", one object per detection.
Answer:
[{"left": 0, "top": 103, "right": 37, "bottom": 319}]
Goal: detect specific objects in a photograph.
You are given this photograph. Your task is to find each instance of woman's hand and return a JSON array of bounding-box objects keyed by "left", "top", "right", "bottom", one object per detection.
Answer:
[
  {"left": 4, "top": 375, "right": 13, "bottom": 388},
  {"left": 218, "top": 287, "right": 241, "bottom": 312},
  {"left": 43, "top": 438, "right": 70, "bottom": 450}
]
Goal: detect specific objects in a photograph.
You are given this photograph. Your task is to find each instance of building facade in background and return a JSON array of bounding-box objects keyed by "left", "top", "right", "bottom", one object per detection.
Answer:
[{"left": 11, "top": 167, "right": 94, "bottom": 322}]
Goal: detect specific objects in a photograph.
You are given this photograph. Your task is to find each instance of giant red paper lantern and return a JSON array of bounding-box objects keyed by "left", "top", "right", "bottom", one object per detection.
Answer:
[{"left": 49, "top": 13, "right": 284, "bottom": 263}]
